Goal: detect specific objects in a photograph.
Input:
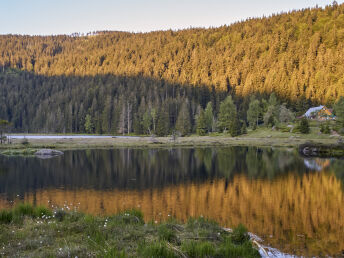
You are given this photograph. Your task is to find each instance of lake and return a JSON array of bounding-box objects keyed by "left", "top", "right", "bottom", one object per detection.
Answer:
[{"left": 0, "top": 147, "right": 343, "bottom": 256}]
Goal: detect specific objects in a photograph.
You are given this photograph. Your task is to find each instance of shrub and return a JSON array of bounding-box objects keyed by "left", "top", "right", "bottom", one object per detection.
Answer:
[
  {"left": 13, "top": 203, "right": 35, "bottom": 217},
  {"left": 158, "top": 224, "right": 177, "bottom": 242},
  {"left": 34, "top": 206, "right": 53, "bottom": 218},
  {"left": 55, "top": 209, "right": 67, "bottom": 222},
  {"left": 298, "top": 118, "right": 310, "bottom": 134},
  {"left": 320, "top": 123, "right": 331, "bottom": 134},
  {"left": 119, "top": 209, "right": 144, "bottom": 224},
  {"left": 139, "top": 241, "right": 178, "bottom": 258},
  {"left": 230, "top": 224, "right": 250, "bottom": 244},
  {"left": 0, "top": 209, "right": 13, "bottom": 224},
  {"left": 181, "top": 241, "right": 215, "bottom": 257},
  {"left": 217, "top": 239, "right": 260, "bottom": 258}
]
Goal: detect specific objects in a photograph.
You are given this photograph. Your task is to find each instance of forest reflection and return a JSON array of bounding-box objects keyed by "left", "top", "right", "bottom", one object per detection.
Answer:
[{"left": 0, "top": 147, "right": 343, "bottom": 256}]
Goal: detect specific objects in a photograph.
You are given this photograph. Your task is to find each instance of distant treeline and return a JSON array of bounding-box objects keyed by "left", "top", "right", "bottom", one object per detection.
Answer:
[{"left": 1, "top": 3, "right": 344, "bottom": 133}]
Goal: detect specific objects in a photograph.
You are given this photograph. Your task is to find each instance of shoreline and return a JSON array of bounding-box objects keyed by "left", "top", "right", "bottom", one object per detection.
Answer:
[
  {"left": 0, "top": 203, "right": 261, "bottom": 257},
  {"left": 0, "top": 133, "right": 341, "bottom": 152}
]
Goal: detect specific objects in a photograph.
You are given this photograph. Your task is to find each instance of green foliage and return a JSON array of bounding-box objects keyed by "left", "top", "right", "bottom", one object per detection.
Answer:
[
  {"left": 0, "top": 204, "right": 260, "bottom": 258},
  {"left": 0, "top": 210, "right": 13, "bottom": 224},
  {"left": 230, "top": 224, "right": 250, "bottom": 244},
  {"left": 175, "top": 100, "right": 191, "bottom": 136},
  {"left": 13, "top": 203, "right": 35, "bottom": 217},
  {"left": 320, "top": 122, "right": 331, "bottom": 134},
  {"left": 142, "top": 110, "right": 153, "bottom": 134},
  {"left": 34, "top": 206, "right": 53, "bottom": 218},
  {"left": 217, "top": 239, "right": 260, "bottom": 258},
  {"left": 279, "top": 104, "right": 295, "bottom": 124},
  {"left": 196, "top": 109, "right": 207, "bottom": 136},
  {"left": 139, "top": 241, "right": 178, "bottom": 258},
  {"left": 299, "top": 117, "right": 310, "bottom": 134},
  {"left": 84, "top": 114, "right": 94, "bottom": 134},
  {"left": 181, "top": 241, "right": 215, "bottom": 257},
  {"left": 157, "top": 224, "right": 177, "bottom": 242},
  {"left": 156, "top": 105, "right": 170, "bottom": 136},
  {"left": 334, "top": 96, "right": 344, "bottom": 128},
  {"left": 204, "top": 102, "right": 214, "bottom": 133},
  {"left": 247, "top": 98, "right": 261, "bottom": 129},
  {"left": 218, "top": 96, "right": 236, "bottom": 133}
]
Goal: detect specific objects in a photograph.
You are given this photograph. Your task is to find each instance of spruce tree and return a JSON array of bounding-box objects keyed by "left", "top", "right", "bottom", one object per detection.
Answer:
[
  {"left": 156, "top": 105, "right": 169, "bottom": 136},
  {"left": 84, "top": 114, "right": 94, "bottom": 134},
  {"left": 218, "top": 96, "right": 236, "bottom": 133},
  {"left": 196, "top": 109, "right": 207, "bottom": 136},
  {"left": 247, "top": 98, "right": 260, "bottom": 129},
  {"left": 299, "top": 117, "right": 310, "bottom": 134},
  {"left": 204, "top": 102, "right": 214, "bottom": 133},
  {"left": 142, "top": 110, "right": 152, "bottom": 134},
  {"left": 175, "top": 100, "right": 191, "bottom": 136},
  {"left": 229, "top": 113, "right": 241, "bottom": 137}
]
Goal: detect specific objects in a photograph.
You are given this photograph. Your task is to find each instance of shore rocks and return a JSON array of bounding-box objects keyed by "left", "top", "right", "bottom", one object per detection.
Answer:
[{"left": 35, "top": 149, "right": 64, "bottom": 159}]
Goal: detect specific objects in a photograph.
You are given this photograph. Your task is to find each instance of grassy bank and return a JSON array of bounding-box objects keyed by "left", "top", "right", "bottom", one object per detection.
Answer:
[
  {"left": 0, "top": 204, "right": 260, "bottom": 257},
  {"left": 0, "top": 128, "right": 341, "bottom": 156}
]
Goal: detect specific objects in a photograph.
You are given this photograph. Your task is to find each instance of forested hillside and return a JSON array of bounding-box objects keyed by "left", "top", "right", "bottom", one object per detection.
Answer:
[{"left": 1, "top": 2, "right": 344, "bottom": 133}]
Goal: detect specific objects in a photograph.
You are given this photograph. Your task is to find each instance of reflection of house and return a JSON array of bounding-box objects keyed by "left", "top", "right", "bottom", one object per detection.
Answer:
[{"left": 303, "top": 106, "right": 336, "bottom": 121}]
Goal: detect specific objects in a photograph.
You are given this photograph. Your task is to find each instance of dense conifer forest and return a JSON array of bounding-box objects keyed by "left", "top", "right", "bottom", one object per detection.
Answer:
[{"left": 1, "top": 2, "right": 344, "bottom": 134}]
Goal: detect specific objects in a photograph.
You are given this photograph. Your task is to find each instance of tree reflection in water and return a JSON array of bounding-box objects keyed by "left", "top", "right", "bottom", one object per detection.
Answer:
[{"left": 0, "top": 147, "right": 343, "bottom": 256}]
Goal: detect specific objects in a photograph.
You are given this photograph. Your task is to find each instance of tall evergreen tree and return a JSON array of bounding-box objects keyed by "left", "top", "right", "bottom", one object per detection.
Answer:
[
  {"left": 204, "top": 102, "right": 214, "bottom": 133},
  {"left": 156, "top": 104, "right": 169, "bottom": 136},
  {"left": 247, "top": 98, "right": 261, "bottom": 129},
  {"left": 196, "top": 109, "right": 207, "bottom": 136},
  {"left": 84, "top": 114, "right": 94, "bottom": 134},
  {"left": 175, "top": 100, "right": 191, "bottom": 136},
  {"left": 218, "top": 96, "right": 236, "bottom": 133}
]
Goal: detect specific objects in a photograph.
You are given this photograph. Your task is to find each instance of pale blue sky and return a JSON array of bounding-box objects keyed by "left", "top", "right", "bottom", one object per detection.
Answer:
[{"left": 0, "top": 0, "right": 342, "bottom": 35}]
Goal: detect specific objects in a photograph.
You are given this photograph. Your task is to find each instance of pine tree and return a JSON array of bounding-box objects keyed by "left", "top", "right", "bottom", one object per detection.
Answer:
[
  {"left": 196, "top": 109, "right": 207, "bottom": 136},
  {"left": 334, "top": 96, "right": 344, "bottom": 128},
  {"left": 218, "top": 96, "right": 236, "bottom": 133},
  {"left": 0, "top": 119, "right": 10, "bottom": 144},
  {"left": 247, "top": 98, "right": 261, "bottom": 129},
  {"left": 299, "top": 117, "right": 310, "bottom": 134},
  {"left": 229, "top": 113, "right": 241, "bottom": 137},
  {"left": 175, "top": 100, "right": 191, "bottom": 136},
  {"left": 156, "top": 104, "right": 169, "bottom": 136},
  {"left": 142, "top": 110, "right": 152, "bottom": 134},
  {"left": 204, "top": 102, "right": 214, "bottom": 133},
  {"left": 84, "top": 114, "right": 94, "bottom": 134}
]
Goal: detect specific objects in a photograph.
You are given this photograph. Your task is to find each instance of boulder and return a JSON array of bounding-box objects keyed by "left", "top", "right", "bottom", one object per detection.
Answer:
[{"left": 35, "top": 149, "right": 64, "bottom": 158}]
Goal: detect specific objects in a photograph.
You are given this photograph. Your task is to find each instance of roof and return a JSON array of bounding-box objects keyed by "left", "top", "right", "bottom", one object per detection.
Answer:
[{"left": 304, "top": 106, "right": 324, "bottom": 117}]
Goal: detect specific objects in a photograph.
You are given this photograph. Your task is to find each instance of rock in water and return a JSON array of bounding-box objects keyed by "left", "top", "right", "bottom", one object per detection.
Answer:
[{"left": 35, "top": 149, "right": 64, "bottom": 159}]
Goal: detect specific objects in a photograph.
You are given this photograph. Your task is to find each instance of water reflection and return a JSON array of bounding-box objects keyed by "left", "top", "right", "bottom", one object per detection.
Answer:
[{"left": 0, "top": 147, "right": 343, "bottom": 256}]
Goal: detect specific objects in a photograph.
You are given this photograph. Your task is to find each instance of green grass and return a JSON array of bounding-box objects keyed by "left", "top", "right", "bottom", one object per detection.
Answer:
[{"left": 0, "top": 204, "right": 260, "bottom": 257}]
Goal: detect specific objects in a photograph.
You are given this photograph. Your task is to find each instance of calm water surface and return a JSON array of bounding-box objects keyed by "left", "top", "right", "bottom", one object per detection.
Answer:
[{"left": 0, "top": 147, "right": 343, "bottom": 256}]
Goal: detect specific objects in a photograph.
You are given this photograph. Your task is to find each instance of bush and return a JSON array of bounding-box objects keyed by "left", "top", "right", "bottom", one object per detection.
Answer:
[
  {"left": 158, "top": 224, "right": 177, "bottom": 243},
  {"left": 181, "top": 241, "right": 215, "bottom": 257},
  {"left": 139, "top": 241, "right": 177, "bottom": 258},
  {"left": 320, "top": 123, "right": 331, "bottom": 134},
  {"left": 13, "top": 203, "right": 35, "bottom": 217},
  {"left": 55, "top": 209, "right": 67, "bottom": 222},
  {"left": 0, "top": 210, "right": 13, "bottom": 224},
  {"left": 35, "top": 206, "right": 53, "bottom": 218},
  {"left": 119, "top": 209, "right": 144, "bottom": 224},
  {"left": 217, "top": 239, "right": 260, "bottom": 258},
  {"left": 230, "top": 224, "right": 250, "bottom": 244},
  {"left": 298, "top": 118, "right": 310, "bottom": 134}
]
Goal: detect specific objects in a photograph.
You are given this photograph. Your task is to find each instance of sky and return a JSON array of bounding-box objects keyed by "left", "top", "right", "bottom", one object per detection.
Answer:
[{"left": 0, "top": 0, "right": 343, "bottom": 35}]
